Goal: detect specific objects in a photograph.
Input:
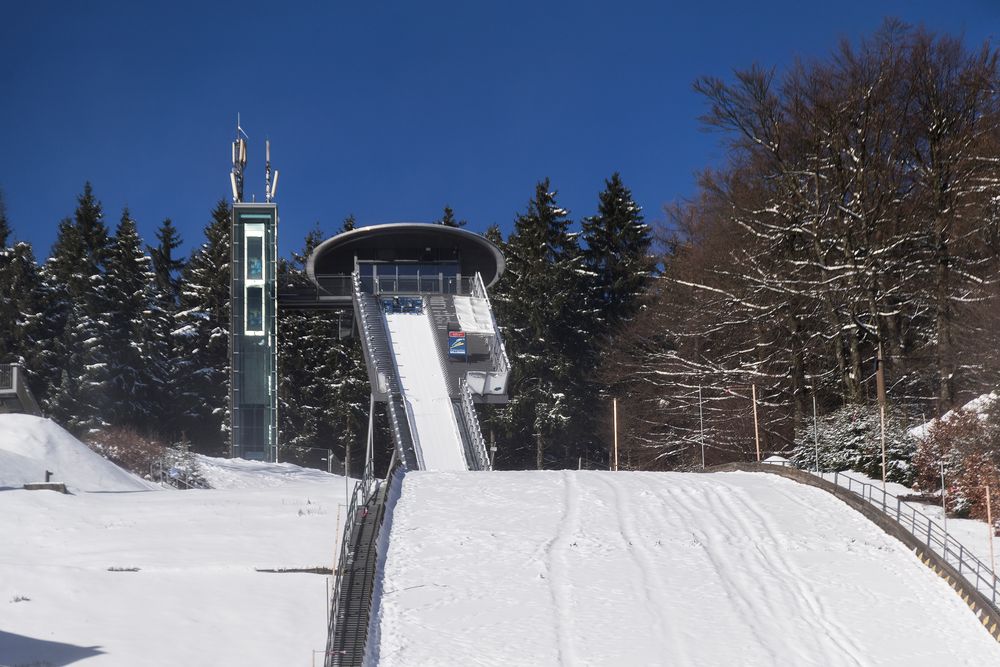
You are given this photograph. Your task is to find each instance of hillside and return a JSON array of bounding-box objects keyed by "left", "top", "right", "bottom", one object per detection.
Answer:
[{"left": 371, "top": 470, "right": 1000, "bottom": 665}]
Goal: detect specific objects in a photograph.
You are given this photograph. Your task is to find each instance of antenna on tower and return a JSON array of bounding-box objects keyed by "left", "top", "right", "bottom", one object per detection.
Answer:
[
  {"left": 265, "top": 139, "right": 279, "bottom": 202},
  {"left": 230, "top": 114, "right": 248, "bottom": 203}
]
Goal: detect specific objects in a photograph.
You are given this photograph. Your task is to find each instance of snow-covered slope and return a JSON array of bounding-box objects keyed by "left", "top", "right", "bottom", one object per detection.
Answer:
[
  {"left": 385, "top": 311, "right": 467, "bottom": 471},
  {"left": 196, "top": 453, "right": 342, "bottom": 489},
  {"left": 0, "top": 457, "right": 346, "bottom": 666},
  {"left": 0, "top": 414, "right": 154, "bottom": 492},
  {"left": 373, "top": 470, "right": 1000, "bottom": 665}
]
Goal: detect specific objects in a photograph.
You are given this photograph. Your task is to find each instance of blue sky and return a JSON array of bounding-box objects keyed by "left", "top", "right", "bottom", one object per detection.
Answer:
[{"left": 1, "top": 1, "right": 997, "bottom": 261}]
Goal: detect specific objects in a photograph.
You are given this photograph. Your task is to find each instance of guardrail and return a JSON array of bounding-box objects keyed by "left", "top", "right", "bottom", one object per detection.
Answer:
[
  {"left": 352, "top": 270, "right": 415, "bottom": 469},
  {"left": 823, "top": 470, "right": 1000, "bottom": 609},
  {"left": 0, "top": 364, "right": 13, "bottom": 391},
  {"left": 326, "top": 464, "right": 374, "bottom": 666},
  {"left": 458, "top": 378, "right": 491, "bottom": 471},
  {"left": 471, "top": 272, "right": 511, "bottom": 386}
]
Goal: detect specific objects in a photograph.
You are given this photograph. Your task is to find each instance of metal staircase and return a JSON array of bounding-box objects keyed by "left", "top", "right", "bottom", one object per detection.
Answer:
[{"left": 326, "top": 475, "right": 391, "bottom": 666}]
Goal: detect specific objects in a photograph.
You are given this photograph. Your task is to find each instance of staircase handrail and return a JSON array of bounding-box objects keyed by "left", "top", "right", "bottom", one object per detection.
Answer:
[
  {"left": 471, "top": 272, "right": 510, "bottom": 376},
  {"left": 770, "top": 463, "right": 1000, "bottom": 611},
  {"left": 458, "top": 378, "right": 491, "bottom": 471}
]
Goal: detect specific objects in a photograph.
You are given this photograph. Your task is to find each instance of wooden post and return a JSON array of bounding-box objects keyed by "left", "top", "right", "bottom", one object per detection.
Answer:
[
  {"left": 812, "top": 392, "right": 820, "bottom": 473},
  {"left": 940, "top": 460, "right": 947, "bottom": 534},
  {"left": 876, "top": 342, "right": 888, "bottom": 491},
  {"left": 699, "top": 385, "right": 705, "bottom": 469},
  {"left": 613, "top": 398, "right": 619, "bottom": 472},
  {"left": 988, "top": 485, "right": 996, "bottom": 574},
  {"left": 751, "top": 384, "right": 761, "bottom": 463}
]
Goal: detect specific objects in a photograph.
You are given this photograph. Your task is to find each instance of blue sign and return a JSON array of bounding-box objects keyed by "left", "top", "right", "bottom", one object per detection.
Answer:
[{"left": 448, "top": 331, "right": 467, "bottom": 359}]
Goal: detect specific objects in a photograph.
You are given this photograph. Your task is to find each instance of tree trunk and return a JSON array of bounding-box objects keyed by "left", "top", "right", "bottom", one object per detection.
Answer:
[{"left": 536, "top": 430, "right": 544, "bottom": 470}]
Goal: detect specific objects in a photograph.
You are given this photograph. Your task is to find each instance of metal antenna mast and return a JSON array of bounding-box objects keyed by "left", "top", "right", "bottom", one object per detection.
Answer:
[
  {"left": 230, "top": 114, "right": 248, "bottom": 203},
  {"left": 264, "top": 139, "right": 279, "bottom": 202}
]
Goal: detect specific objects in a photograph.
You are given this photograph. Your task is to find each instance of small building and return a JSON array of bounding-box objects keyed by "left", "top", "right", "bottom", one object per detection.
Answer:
[{"left": 0, "top": 363, "right": 43, "bottom": 416}]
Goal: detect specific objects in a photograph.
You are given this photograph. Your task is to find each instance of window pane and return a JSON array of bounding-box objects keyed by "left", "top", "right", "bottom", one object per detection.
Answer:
[
  {"left": 246, "top": 236, "right": 263, "bottom": 280},
  {"left": 246, "top": 287, "right": 263, "bottom": 333}
]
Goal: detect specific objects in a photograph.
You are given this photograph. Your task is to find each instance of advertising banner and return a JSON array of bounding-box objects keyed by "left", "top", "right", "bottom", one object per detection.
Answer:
[{"left": 448, "top": 331, "right": 467, "bottom": 360}]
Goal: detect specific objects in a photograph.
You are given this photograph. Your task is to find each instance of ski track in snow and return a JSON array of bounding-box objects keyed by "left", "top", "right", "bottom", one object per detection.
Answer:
[
  {"left": 546, "top": 472, "right": 579, "bottom": 666},
  {"left": 375, "top": 470, "right": 1000, "bottom": 666},
  {"left": 704, "top": 480, "right": 865, "bottom": 666},
  {"left": 597, "top": 474, "right": 680, "bottom": 659}
]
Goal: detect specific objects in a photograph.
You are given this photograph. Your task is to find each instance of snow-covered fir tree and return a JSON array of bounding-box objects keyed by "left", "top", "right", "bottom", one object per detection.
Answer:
[
  {"left": 434, "top": 205, "right": 467, "bottom": 228},
  {"left": 145, "top": 217, "right": 186, "bottom": 436},
  {"left": 173, "top": 200, "right": 231, "bottom": 454},
  {"left": 788, "top": 404, "right": 917, "bottom": 484},
  {"left": 42, "top": 184, "right": 114, "bottom": 434},
  {"left": 103, "top": 209, "right": 160, "bottom": 429},
  {"left": 278, "top": 222, "right": 368, "bottom": 472},
  {"left": 0, "top": 192, "right": 44, "bottom": 369},
  {"left": 581, "top": 173, "right": 654, "bottom": 339},
  {"left": 490, "top": 180, "right": 592, "bottom": 469}
]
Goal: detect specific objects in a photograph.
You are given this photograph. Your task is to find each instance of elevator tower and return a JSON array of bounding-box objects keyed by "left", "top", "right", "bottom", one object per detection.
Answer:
[{"left": 229, "top": 123, "right": 279, "bottom": 461}]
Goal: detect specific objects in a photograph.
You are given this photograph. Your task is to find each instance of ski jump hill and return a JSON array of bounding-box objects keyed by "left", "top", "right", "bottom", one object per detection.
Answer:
[{"left": 310, "top": 224, "right": 1000, "bottom": 665}]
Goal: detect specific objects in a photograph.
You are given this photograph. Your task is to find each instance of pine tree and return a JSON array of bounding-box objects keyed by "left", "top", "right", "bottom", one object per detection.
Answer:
[
  {"left": 278, "top": 220, "right": 368, "bottom": 472},
  {"left": 0, "top": 193, "right": 44, "bottom": 373},
  {"left": 148, "top": 218, "right": 185, "bottom": 308},
  {"left": 41, "top": 183, "right": 113, "bottom": 434},
  {"left": 104, "top": 208, "right": 158, "bottom": 429},
  {"left": 173, "top": 200, "right": 231, "bottom": 454},
  {"left": 434, "top": 206, "right": 467, "bottom": 228},
  {"left": 0, "top": 189, "right": 10, "bottom": 250},
  {"left": 582, "top": 173, "right": 654, "bottom": 338},
  {"left": 146, "top": 218, "right": 185, "bottom": 437},
  {"left": 492, "top": 180, "right": 590, "bottom": 469}
]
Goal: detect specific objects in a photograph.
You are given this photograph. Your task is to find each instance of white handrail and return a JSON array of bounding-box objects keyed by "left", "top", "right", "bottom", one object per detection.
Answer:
[
  {"left": 472, "top": 272, "right": 510, "bottom": 376},
  {"left": 459, "top": 378, "right": 492, "bottom": 471}
]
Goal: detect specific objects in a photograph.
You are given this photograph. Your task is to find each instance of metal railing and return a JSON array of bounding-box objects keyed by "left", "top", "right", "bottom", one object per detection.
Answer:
[
  {"left": 351, "top": 271, "right": 415, "bottom": 468},
  {"left": 0, "top": 364, "right": 13, "bottom": 391},
  {"left": 458, "top": 378, "right": 491, "bottom": 471},
  {"left": 471, "top": 272, "right": 511, "bottom": 391},
  {"left": 795, "top": 467, "right": 1000, "bottom": 610},
  {"left": 314, "top": 274, "right": 354, "bottom": 297},
  {"left": 344, "top": 272, "right": 477, "bottom": 297},
  {"left": 326, "top": 457, "right": 377, "bottom": 666}
]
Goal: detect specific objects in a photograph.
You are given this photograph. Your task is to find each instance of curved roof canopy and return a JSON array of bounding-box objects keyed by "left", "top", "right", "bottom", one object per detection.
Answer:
[{"left": 306, "top": 223, "right": 505, "bottom": 287}]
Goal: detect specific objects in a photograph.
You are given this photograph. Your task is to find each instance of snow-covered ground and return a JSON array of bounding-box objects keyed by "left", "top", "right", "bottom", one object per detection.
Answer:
[
  {"left": 0, "top": 416, "right": 346, "bottom": 667},
  {"left": 373, "top": 470, "right": 1000, "bottom": 666},
  {"left": 821, "top": 468, "right": 1000, "bottom": 580},
  {"left": 0, "top": 414, "right": 154, "bottom": 492}
]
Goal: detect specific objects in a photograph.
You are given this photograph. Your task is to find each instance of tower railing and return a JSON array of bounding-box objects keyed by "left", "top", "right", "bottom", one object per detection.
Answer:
[
  {"left": 458, "top": 378, "right": 492, "bottom": 471},
  {"left": 471, "top": 272, "right": 511, "bottom": 394},
  {"left": 0, "top": 364, "right": 13, "bottom": 392}
]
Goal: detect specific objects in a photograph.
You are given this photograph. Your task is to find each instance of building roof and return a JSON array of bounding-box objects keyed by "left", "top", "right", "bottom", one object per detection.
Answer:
[{"left": 306, "top": 223, "right": 505, "bottom": 287}]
